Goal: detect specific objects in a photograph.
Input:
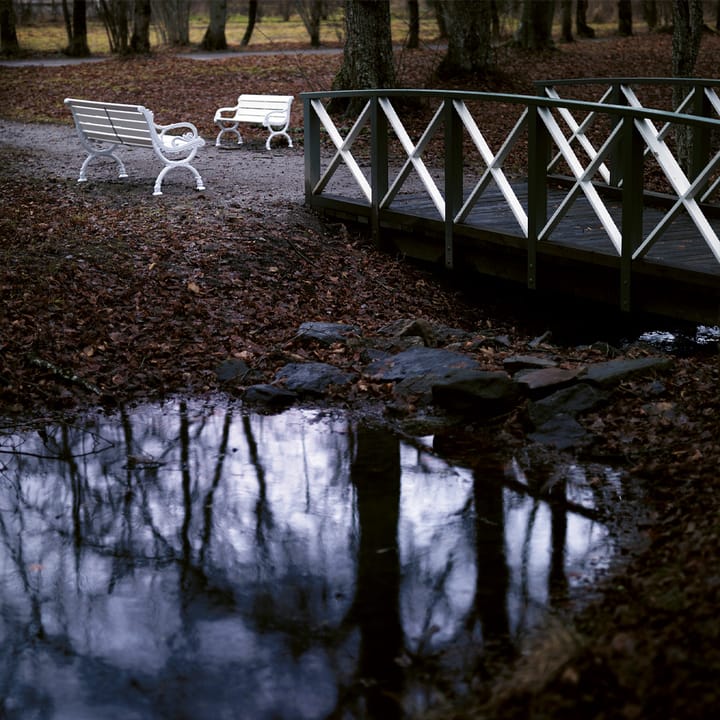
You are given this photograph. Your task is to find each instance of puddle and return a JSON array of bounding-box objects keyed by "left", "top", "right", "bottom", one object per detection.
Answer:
[{"left": 0, "top": 398, "right": 635, "bottom": 719}]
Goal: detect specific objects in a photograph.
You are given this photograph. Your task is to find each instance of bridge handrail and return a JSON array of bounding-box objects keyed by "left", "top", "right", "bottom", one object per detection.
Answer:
[{"left": 301, "top": 87, "right": 720, "bottom": 312}]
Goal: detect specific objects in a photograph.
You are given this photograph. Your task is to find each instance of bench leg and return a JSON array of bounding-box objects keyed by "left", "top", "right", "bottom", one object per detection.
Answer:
[
  {"left": 215, "top": 122, "right": 243, "bottom": 147},
  {"left": 78, "top": 150, "right": 128, "bottom": 182},
  {"left": 153, "top": 165, "right": 206, "bottom": 196},
  {"left": 265, "top": 130, "right": 293, "bottom": 151}
]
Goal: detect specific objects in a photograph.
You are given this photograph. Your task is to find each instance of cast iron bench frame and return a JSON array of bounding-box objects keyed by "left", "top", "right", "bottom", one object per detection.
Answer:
[
  {"left": 214, "top": 94, "right": 294, "bottom": 150},
  {"left": 65, "top": 97, "right": 206, "bottom": 196}
]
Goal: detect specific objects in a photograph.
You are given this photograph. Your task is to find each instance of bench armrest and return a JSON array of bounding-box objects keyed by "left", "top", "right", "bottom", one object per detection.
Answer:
[
  {"left": 214, "top": 106, "right": 239, "bottom": 121},
  {"left": 264, "top": 109, "right": 290, "bottom": 129},
  {"left": 156, "top": 121, "right": 205, "bottom": 149}
]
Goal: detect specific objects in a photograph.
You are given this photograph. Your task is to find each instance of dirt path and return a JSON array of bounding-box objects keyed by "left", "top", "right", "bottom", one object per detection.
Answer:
[{"left": 0, "top": 118, "right": 309, "bottom": 215}]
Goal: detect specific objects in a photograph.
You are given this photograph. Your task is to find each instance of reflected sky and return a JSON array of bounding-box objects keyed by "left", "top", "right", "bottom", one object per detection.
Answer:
[{"left": 0, "top": 399, "right": 621, "bottom": 719}]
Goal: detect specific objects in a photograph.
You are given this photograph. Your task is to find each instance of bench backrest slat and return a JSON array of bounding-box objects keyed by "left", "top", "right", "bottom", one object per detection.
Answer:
[
  {"left": 232, "top": 94, "right": 293, "bottom": 124},
  {"left": 66, "top": 98, "right": 156, "bottom": 148}
]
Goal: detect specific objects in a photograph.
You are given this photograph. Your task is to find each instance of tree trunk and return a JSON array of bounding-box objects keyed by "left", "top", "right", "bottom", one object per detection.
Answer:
[
  {"left": 428, "top": 0, "right": 447, "bottom": 38},
  {"left": 0, "top": 0, "right": 20, "bottom": 55},
  {"left": 151, "top": 0, "right": 190, "bottom": 46},
  {"left": 241, "top": 0, "right": 258, "bottom": 46},
  {"left": 331, "top": 0, "right": 395, "bottom": 114},
  {"left": 560, "top": 0, "right": 573, "bottom": 41},
  {"left": 202, "top": 0, "right": 228, "bottom": 50},
  {"left": 672, "top": 0, "right": 704, "bottom": 174},
  {"left": 65, "top": 0, "right": 90, "bottom": 57},
  {"left": 130, "top": 0, "right": 151, "bottom": 53},
  {"left": 576, "top": 0, "right": 595, "bottom": 37},
  {"left": 618, "top": 0, "right": 633, "bottom": 36},
  {"left": 296, "top": 0, "right": 323, "bottom": 48},
  {"left": 406, "top": 0, "right": 419, "bottom": 49},
  {"left": 437, "top": 0, "right": 493, "bottom": 77},
  {"left": 516, "top": 0, "right": 555, "bottom": 50},
  {"left": 643, "top": 0, "right": 658, "bottom": 30}
]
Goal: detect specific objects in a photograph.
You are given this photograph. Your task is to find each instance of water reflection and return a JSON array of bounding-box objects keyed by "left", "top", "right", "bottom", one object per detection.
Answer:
[{"left": 0, "top": 399, "right": 622, "bottom": 719}]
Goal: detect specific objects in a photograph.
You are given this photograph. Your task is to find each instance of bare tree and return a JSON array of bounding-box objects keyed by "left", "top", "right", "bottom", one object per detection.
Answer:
[
  {"left": 618, "top": 0, "right": 633, "bottom": 35},
  {"left": 672, "top": 0, "right": 704, "bottom": 172},
  {"left": 406, "top": 0, "right": 419, "bottom": 48},
  {"left": 296, "top": 0, "right": 323, "bottom": 47},
  {"left": 0, "top": 0, "right": 20, "bottom": 55},
  {"left": 96, "top": 0, "right": 130, "bottom": 54},
  {"left": 202, "top": 0, "right": 228, "bottom": 50},
  {"left": 130, "top": 0, "right": 151, "bottom": 53},
  {"left": 331, "top": 0, "right": 395, "bottom": 112},
  {"left": 62, "top": 0, "right": 90, "bottom": 57},
  {"left": 560, "top": 0, "right": 573, "bottom": 41},
  {"left": 576, "top": 0, "right": 595, "bottom": 37},
  {"left": 152, "top": 0, "right": 190, "bottom": 46},
  {"left": 643, "top": 0, "right": 658, "bottom": 29},
  {"left": 516, "top": 0, "right": 555, "bottom": 50},
  {"left": 436, "top": 0, "right": 493, "bottom": 77},
  {"left": 241, "top": 0, "right": 259, "bottom": 46}
]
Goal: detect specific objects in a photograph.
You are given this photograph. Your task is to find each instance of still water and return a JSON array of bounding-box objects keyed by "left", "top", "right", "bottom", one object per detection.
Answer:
[{"left": 0, "top": 398, "right": 627, "bottom": 719}]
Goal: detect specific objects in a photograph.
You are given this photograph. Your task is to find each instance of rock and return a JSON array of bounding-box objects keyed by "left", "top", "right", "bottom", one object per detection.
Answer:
[
  {"left": 582, "top": 357, "right": 673, "bottom": 386},
  {"left": 528, "top": 383, "right": 607, "bottom": 428},
  {"left": 365, "top": 346, "right": 481, "bottom": 383},
  {"left": 276, "top": 362, "right": 356, "bottom": 396},
  {"left": 432, "top": 370, "right": 522, "bottom": 418},
  {"left": 365, "top": 346, "right": 482, "bottom": 402},
  {"left": 514, "top": 366, "right": 586, "bottom": 398},
  {"left": 215, "top": 358, "right": 250, "bottom": 382},
  {"left": 294, "top": 322, "right": 360, "bottom": 346},
  {"left": 529, "top": 413, "right": 589, "bottom": 449},
  {"left": 243, "top": 384, "right": 297, "bottom": 408},
  {"left": 503, "top": 355, "right": 558, "bottom": 373}
]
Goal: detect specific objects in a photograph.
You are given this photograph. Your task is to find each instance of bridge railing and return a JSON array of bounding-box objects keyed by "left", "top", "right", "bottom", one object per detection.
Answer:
[
  {"left": 534, "top": 77, "right": 720, "bottom": 188},
  {"left": 301, "top": 87, "right": 720, "bottom": 311}
]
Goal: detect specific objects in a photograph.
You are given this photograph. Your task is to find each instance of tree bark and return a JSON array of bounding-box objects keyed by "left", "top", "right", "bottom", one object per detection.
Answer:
[
  {"left": 618, "top": 0, "right": 633, "bottom": 36},
  {"left": 0, "top": 0, "right": 20, "bottom": 55},
  {"left": 241, "top": 0, "right": 258, "bottom": 46},
  {"left": 64, "top": 0, "right": 90, "bottom": 57},
  {"left": 130, "top": 0, "right": 151, "bottom": 53},
  {"left": 437, "top": 0, "right": 493, "bottom": 77},
  {"left": 331, "top": 0, "right": 395, "bottom": 114},
  {"left": 576, "top": 0, "right": 595, "bottom": 37},
  {"left": 575, "top": 0, "right": 595, "bottom": 38},
  {"left": 516, "top": 0, "right": 555, "bottom": 50},
  {"left": 560, "top": 0, "right": 573, "bottom": 41},
  {"left": 202, "top": 0, "right": 228, "bottom": 50},
  {"left": 296, "top": 0, "right": 323, "bottom": 48},
  {"left": 672, "top": 0, "right": 704, "bottom": 174},
  {"left": 643, "top": 0, "right": 658, "bottom": 30},
  {"left": 406, "top": 0, "right": 419, "bottom": 48}
]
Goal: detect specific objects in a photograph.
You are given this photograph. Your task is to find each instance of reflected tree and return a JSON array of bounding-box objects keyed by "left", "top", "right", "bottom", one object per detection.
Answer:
[
  {"left": 350, "top": 426, "right": 404, "bottom": 718},
  {"left": 471, "top": 463, "right": 510, "bottom": 647}
]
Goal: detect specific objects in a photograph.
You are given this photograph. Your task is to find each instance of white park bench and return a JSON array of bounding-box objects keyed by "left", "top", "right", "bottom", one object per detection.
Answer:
[
  {"left": 64, "top": 98, "right": 206, "bottom": 196},
  {"left": 214, "top": 94, "right": 294, "bottom": 150}
]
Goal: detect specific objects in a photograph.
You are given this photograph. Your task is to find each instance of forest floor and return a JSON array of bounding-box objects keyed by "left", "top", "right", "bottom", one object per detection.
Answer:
[{"left": 1, "top": 30, "right": 720, "bottom": 719}]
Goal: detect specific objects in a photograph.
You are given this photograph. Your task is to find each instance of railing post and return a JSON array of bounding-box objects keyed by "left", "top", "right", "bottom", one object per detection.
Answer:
[
  {"left": 370, "top": 95, "right": 389, "bottom": 249},
  {"left": 620, "top": 113, "right": 644, "bottom": 313},
  {"left": 690, "top": 82, "right": 711, "bottom": 188},
  {"left": 444, "top": 98, "right": 463, "bottom": 269},
  {"left": 303, "top": 95, "right": 321, "bottom": 206},
  {"left": 527, "top": 104, "right": 549, "bottom": 291}
]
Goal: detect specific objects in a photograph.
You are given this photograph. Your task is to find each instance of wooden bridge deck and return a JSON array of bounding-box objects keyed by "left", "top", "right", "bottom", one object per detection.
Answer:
[{"left": 310, "top": 181, "right": 720, "bottom": 326}]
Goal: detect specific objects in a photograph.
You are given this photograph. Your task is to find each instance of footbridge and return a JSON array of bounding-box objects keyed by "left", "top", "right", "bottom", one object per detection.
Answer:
[{"left": 301, "top": 79, "right": 720, "bottom": 325}]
